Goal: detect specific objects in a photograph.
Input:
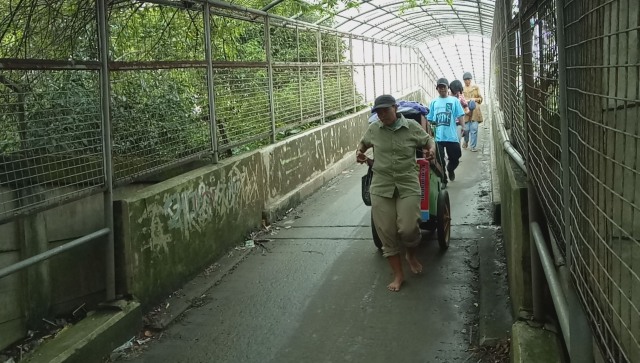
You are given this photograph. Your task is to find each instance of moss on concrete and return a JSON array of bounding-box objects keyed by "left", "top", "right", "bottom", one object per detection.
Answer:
[
  {"left": 24, "top": 300, "right": 142, "bottom": 363},
  {"left": 511, "top": 321, "right": 564, "bottom": 363},
  {"left": 115, "top": 152, "right": 267, "bottom": 308}
]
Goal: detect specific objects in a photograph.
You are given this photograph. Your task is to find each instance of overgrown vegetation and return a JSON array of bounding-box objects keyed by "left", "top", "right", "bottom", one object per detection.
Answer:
[{"left": 0, "top": 0, "right": 362, "bottom": 182}]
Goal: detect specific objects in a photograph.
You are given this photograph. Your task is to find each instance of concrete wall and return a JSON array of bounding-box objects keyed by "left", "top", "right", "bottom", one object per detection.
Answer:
[
  {"left": 112, "top": 90, "right": 429, "bottom": 308},
  {"left": 0, "top": 187, "right": 110, "bottom": 350},
  {"left": 0, "top": 89, "right": 424, "bottom": 348},
  {"left": 491, "top": 115, "right": 532, "bottom": 317},
  {"left": 0, "top": 190, "right": 24, "bottom": 350}
]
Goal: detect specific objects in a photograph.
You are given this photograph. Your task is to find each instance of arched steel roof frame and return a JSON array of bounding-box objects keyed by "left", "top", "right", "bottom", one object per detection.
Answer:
[{"left": 267, "top": 0, "right": 496, "bottom": 85}]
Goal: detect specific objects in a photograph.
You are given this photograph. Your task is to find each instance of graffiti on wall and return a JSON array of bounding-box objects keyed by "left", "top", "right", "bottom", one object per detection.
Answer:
[{"left": 161, "top": 163, "right": 260, "bottom": 238}]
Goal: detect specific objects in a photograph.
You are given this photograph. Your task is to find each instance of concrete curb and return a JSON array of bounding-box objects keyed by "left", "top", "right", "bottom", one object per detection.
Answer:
[
  {"left": 510, "top": 321, "right": 564, "bottom": 363},
  {"left": 23, "top": 300, "right": 141, "bottom": 363},
  {"left": 262, "top": 152, "right": 355, "bottom": 223}
]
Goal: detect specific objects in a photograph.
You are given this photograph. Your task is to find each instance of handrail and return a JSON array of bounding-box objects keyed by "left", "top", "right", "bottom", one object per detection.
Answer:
[
  {"left": 0, "top": 228, "right": 110, "bottom": 280},
  {"left": 491, "top": 94, "right": 593, "bottom": 361},
  {"left": 493, "top": 103, "right": 526, "bottom": 174},
  {"left": 531, "top": 222, "right": 570, "bottom": 344}
]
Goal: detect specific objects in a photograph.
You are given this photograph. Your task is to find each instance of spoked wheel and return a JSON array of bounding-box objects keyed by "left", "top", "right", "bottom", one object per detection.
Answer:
[
  {"left": 437, "top": 190, "right": 451, "bottom": 250},
  {"left": 371, "top": 214, "right": 383, "bottom": 250}
]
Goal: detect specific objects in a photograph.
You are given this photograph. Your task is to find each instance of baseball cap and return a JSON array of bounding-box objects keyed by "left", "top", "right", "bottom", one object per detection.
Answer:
[
  {"left": 372, "top": 94, "right": 397, "bottom": 110},
  {"left": 463, "top": 72, "right": 473, "bottom": 80},
  {"left": 436, "top": 78, "right": 449, "bottom": 87}
]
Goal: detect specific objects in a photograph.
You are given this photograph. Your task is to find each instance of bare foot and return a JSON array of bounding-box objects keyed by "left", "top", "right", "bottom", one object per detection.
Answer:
[
  {"left": 387, "top": 277, "right": 403, "bottom": 292},
  {"left": 406, "top": 253, "right": 423, "bottom": 274}
]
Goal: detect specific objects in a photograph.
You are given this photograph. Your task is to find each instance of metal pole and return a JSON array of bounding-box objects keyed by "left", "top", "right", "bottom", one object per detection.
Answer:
[
  {"left": 297, "top": 26, "right": 303, "bottom": 123},
  {"left": 555, "top": 0, "right": 571, "bottom": 274},
  {"left": 265, "top": 16, "right": 277, "bottom": 141},
  {"left": 317, "top": 30, "right": 325, "bottom": 123},
  {"left": 337, "top": 33, "right": 342, "bottom": 112},
  {"left": 0, "top": 229, "right": 111, "bottom": 279},
  {"left": 349, "top": 35, "right": 356, "bottom": 110},
  {"left": 531, "top": 222, "right": 570, "bottom": 344},
  {"left": 97, "top": 0, "right": 115, "bottom": 302},
  {"left": 203, "top": 3, "right": 219, "bottom": 162},
  {"left": 400, "top": 46, "right": 404, "bottom": 92},
  {"left": 529, "top": 183, "right": 545, "bottom": 323},
  {"left": 519, "top": 12, "right": 529, "bottom": 164},
  {"left": 363, "top": 41, "right": 368, "bottom": 103},
  {"left": 372, "top": 41, "right": 377, "bottom": 97},
  {"left": 387, "top": 43, "right": 391, "bottom": 94}
]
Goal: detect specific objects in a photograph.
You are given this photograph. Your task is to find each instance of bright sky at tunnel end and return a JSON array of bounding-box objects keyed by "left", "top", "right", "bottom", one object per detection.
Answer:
[{"left": 330, "top": 0, "right": 495, "bottom": 89}]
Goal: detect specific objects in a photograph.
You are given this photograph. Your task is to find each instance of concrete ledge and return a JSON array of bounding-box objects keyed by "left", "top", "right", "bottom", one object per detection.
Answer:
[
  {"left": 263, "top": 151, "right": 355, "bottom": 223},
  {"left": 24, "top": 300, "right": 141, "bottom": 363},
  {"left": 510, "top": 321, "right": 564, "bottom": 363}
]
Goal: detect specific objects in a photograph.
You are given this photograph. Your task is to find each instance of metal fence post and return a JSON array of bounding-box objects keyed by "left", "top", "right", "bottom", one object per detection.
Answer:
[
  {"left": 387, "top": 43, "right": 391, "bottom": 94},
  {"left": 317, "top": 29, "right": 325, "bottom": 123},
  {"left": 349, "top": 35, "right": 356, "bottom": 110},
  {"left": 297, "top": 26, "right": 303, "bottom": 123},
  {"left": 399, "top": 46, "right": 404, "bottom": 92},
  {"left": 363, "top": 41, "right": 368, "bottom": 103},
  {"left": 555, "top": 0, "right": 594, "bottom": 360},
  {"left": 336, "top": 33, "right": 342, "bottom": 111},
  {"left": 519, "top": 13, "right": 529, "bottom": 164},
  {"left": 203, "top": 3, "right": 219, "bottom": 162},
  {"left": 97, "top": 0, "right": 115, "bottom": 301},
  {"left": 555, "top": 0, "right": 571, "bottom": 281},
  {"left": 372, "top": 41, "right": 377, "bottom": 98},
  {"left": 265, "top": 17, "right": 276, "bottom": 141}
]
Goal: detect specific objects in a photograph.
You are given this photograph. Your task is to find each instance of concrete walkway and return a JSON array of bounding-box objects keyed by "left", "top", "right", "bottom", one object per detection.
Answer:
[{"left": 121, "top": 126, "right": 510, "bottom": 363}]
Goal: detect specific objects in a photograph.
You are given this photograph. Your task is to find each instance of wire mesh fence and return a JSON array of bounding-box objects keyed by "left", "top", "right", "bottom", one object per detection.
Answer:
[
  {"left": 565, "top": 0, "right": 640, "bottom": 361},
  {"left": 523, "top": 0, "right": 566, "bottom": 255},
  {"left": 110, "top": 68, "right": 212, "bottom": 182},
  {"left": 0, "top": 69, "right": 105, "bottom": 221},
  {"left": 491, "top": 0, "right": 640, "bottom": 361},
  {"left": 0, "top": 0, "right": 430, "bottom": 224},
  {"left": 0, "top": 0, "right": 105, "bottom": 223}
]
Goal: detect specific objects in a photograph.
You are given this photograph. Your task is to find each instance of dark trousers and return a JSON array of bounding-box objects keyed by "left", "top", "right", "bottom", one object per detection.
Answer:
[{"left": 437, "top": 141, "right": 462, "bottom": 182}]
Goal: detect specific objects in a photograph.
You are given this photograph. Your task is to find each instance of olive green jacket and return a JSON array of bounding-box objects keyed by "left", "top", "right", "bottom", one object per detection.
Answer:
[{"left": 360, "top": 115, "right": 434, "bottom": 198}]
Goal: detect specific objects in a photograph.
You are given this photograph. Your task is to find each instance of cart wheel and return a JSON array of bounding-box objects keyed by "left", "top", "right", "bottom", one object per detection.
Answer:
[
  {"left": 371, "top": 214, "right": 383, "bottom": 250},
  {"left": 437, "top": 190, "right": 451, "bottom": 250}
]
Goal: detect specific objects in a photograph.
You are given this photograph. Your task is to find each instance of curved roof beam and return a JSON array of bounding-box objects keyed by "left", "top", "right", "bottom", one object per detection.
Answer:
[
  {"left": 261, "top": 0, "right": 287, "bottom": 12},
  {"left": 338, "top": 3, "right": 460, "bottom": 48},
  {"left": 335, "top": 0, "right": 496, "bottom": 28},
  {"left": 333, "top": 0, "right": 494, "bottom": 30}
]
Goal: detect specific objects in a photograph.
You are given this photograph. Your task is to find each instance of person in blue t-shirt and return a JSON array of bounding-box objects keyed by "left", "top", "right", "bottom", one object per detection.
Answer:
[{"left": 427, "top": 78, "right": 466, "bottom": 184}]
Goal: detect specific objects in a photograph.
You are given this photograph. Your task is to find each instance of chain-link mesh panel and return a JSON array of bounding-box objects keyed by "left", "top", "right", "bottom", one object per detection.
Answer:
[
  {"left": 213, "top": 67, "right": 271, "bottom": 152},
  {"left": 298, "top": 30, "right": 319, "bottom": 63},
  {"left": 522, "top": 1, "right": 566, "bottom": 255},
  {"left": 0, "top": 70, "right": 104, "bottom": 223},
  {"left": 340, "top": 65, "right": 358, "bottom": 109},
  {"left": 506, "top": 28, "right": 526, "bottom": 153},
  {"left": 300, "top": 67, "right": 323, "bottom": 120},
  {"left": 566, "top": 0, "right": 640, "bottom": 361},
  {"left": 271, "top": 26, "right": 299, "bottom": 63},
  {"left": 272, "top": 67, "right": 303, "bottom": 130},
  {"left": 111, "top": 68, "right": 211, "bottom": 182}
]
